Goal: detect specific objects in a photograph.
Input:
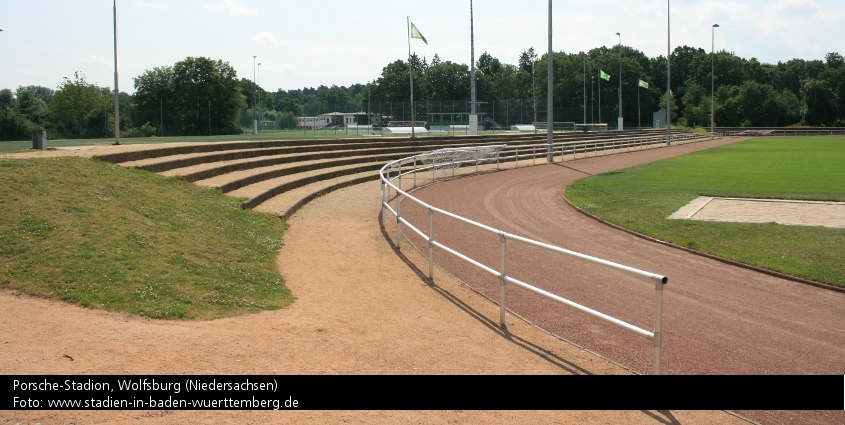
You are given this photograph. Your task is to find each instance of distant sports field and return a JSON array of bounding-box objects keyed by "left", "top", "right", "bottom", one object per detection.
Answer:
[{"left": 565, "top": 137, "right": 845, "bottom": 287}]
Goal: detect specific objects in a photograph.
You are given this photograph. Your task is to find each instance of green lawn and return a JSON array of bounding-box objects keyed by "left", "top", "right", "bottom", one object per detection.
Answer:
[
  {"left": 0, "top": 156, "right": 293, "bottom": 319},
  {"left": 0, "top": 127, "right": 529, "bottom": 153},
  {"left": 565, "top": 137, "right": 845, "bottom": 287},
  {"left": 0, "top": 130, "right": 378, "bottom": 153}
]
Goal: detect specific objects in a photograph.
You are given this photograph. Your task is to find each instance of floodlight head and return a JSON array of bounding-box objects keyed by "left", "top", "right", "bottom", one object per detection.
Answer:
[
  {"left": 615, "top": 32, "right": 620, "bottom": 35},
  {"left": 713, "top": 24, "right": 720, "bottom": 28}
]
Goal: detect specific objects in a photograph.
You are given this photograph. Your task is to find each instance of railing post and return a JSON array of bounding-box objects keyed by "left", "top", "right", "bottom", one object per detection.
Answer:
[
  {"left": 396, "top": 194, "right": 402, "bottom": 250},
  {"left": 381, "top": 180, "right": 386, "bottom": 218},
  {"left": 653, "top": 278, "right": 666, "bottom": 375},
  {"left": 428, "top": 207, "right": 434, "bottom": 280},
  {"left": 515, "top": 146, "right": 519, "bottom": 168},
  {"left": 413, "top": 156, "right": 417, "bottom": 188},
  {"left": 499, "top": 233, "right": 507, "bottom": 327},
  {"left": 398, "top": 163, "right": 402, "bottom": 192}
]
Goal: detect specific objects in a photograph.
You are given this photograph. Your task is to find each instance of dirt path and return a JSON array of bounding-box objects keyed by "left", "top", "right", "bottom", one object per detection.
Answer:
[
  {"left": 1, "top": 144, "right": 746, "bottom": 423},
  {"left": 401, "top": 137, "right": 845, "bottom": 425}
]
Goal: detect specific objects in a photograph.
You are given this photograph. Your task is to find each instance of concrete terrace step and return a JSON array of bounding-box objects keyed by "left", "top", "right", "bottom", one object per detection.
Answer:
[
  {"left": 252, "top": 170, "right": 380, "bottom": 220},
  {"left": 192, "top": 153, "right": 403, "bottom": 193},
  {"left": 159, "top": 138, "right": 543, "bottom": 183},
  {"left": 158, "top": 146, "right": 421, "bottom": 182},
  {"left": 96, "top": 129, "right": 689, "bottom": 223},
  {"left": 228, "top": 160, "right": 388, "bottom": 210}
]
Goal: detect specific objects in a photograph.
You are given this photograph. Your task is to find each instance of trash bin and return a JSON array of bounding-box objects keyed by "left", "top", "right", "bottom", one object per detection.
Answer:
[{"left": 32, "top": 129, "right": 47, "bottom": 150}]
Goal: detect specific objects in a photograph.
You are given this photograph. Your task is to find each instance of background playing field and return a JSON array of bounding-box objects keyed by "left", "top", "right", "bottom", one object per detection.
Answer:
[{"left": 565, "top": 136, "right": 845, "bottom": 287}]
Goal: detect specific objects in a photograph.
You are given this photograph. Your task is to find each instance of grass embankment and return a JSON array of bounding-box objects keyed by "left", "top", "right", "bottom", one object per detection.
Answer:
[
  {"left": 0, "top": 156, "right": 292, "bottom": 319},
  {"left": 565, "top": 137, "right": 845, "bottom": 287}
]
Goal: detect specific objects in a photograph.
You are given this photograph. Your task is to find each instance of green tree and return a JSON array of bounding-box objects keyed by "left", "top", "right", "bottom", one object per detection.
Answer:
[
  {"left": 171, "top": 57, "right": 246, "bottom": 135},
  {"left": 372, "top": 60, "right": 421, "bottom": 103},
  {"left": 48, "top": 71, "right": 102, "bottom": 138},
  {"left": 1, "top": 88, "right": 37, "bottom": 141},
  {"left": 133, "top": 66, "right": 173, "bottom": 134},
  {"left": 801, "top": 78, "right": 839, "bottom": 125},
  {"left": 424, "top": 61, "right": 470, "bottom": 101}
]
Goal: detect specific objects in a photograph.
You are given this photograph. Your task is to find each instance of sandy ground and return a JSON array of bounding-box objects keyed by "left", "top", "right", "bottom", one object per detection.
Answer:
[
  {"left": 670, "top": 196, "right": 845, "bottom": 228},
  {"left": 1, "top": 146, "right": 747, "bottom": 423},
  {"left": 3, "top": 138, "right": 838, "bottom": 424}
]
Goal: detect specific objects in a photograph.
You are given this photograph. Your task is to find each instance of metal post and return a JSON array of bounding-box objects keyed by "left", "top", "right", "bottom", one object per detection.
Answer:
[
  {"left": 413, "top": 156, "right": 417, "bottom": 188},
  {"left": 515, "top": 146, "right": 518, "bottom": 168},
  {"left": 499, "top": 234, "right": 507, "bottom": 326},
  {"left": 653, "top": 279, "right": 666, "bottom": 375},
  {"left": 546, "top": 0, "right": 554, "bottom": 163},
  {"left": 711, "top": 24, "right": 719, "bottom": 138},
  {"left": 666, "top": 0, "right": 672, "bottom": 146},
  {"left": 617, "top": 32, "right": 623, "bottom": 131},
  {"left": 396, "top": 195, "right": 402, "bottom": 250},
  {"left": 113, "top": 0, "right": 121, "bottom": 145},
  {"left": 381, "top": 180, "right": 386, "bottom": 218},
  {"left": 469, "top": 1, "right": 478, "bottom": 135},
  {"left": 428, "top": 208, "right": 434, "bottom": 279}
]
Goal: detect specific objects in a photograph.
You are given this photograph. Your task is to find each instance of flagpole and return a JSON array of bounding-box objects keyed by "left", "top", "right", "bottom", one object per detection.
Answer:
[
  {"left": 598, "top": 70, "right": 601, "bottom": 124},
  {"left": 638, "top": 83, "right": 641, "bottom": 128},
  {"left": 407, "top": 16, "right": 415, "bottom": 138}
]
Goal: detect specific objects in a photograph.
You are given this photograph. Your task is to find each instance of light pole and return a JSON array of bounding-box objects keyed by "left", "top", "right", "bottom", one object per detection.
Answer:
[
  {"left": 711, "top": 24, "right": 719, "bottom": 138},
  {"left": 531, "top": 49, "right": 537, "bottom": 125},
  {"left": 547, "top": 0, "right": 553, "bottom": 162},
  {"left": 666, "top": 0, "right": 672, "bottom": 146},
  {"left": 616, "top": 32, "right": 622, "bottom": 131},
  {"left": 258, "top": 62, "right": 262, "bottom": 133},
  {"left": 113, "top": 0, "right": 121, "bottom": 145},
  {"left": 470, "top": 0, "right": 478, "bottom": 135},
  {"left": 253, "top": 56, "right": 257, "bottom": 135}
]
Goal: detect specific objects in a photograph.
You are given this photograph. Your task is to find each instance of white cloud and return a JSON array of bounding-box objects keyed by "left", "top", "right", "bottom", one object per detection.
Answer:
[
  {"left": 203, "top": 0, "right": 258, "bottom": 17},
  {"left": 253, "top": 32, "right": 286, "bottom": 46},
  {"left": 133, "top": 1, "right": 167, "bottom": 10},
  {"left": 774, "top": 0, "right": 819, "bottom": 14}
]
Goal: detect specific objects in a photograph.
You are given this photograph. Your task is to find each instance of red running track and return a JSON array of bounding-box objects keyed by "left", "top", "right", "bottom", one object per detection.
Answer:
[{"left": 398, "top": 137, "right": 845, "bottom": 425}]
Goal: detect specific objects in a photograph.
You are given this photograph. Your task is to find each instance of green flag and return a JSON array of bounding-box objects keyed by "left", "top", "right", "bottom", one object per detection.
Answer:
[
  {"left": 410, "top": 22, "right": 428, "bottom": 45},
  {"left": 638, "top": 80, "right": 649, "bottom": 89},
  {"left": 600, "top": 70, "right": 610, "bottom": 81}
]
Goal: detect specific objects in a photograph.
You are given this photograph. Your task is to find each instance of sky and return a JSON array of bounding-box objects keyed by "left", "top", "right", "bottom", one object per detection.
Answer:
[{"left": 1, "top": 0, "right": 843, "bottom": 95}]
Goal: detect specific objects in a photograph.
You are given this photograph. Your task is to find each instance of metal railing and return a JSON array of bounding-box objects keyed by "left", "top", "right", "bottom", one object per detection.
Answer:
[
  {"left": 378, "top": 133, "right": 708, "bottom": 374},
  {"left": 723, "top": 129, "right": 845, "bottom": 137}
]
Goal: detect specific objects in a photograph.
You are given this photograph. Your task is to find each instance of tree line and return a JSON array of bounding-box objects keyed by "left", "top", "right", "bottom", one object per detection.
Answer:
[{"left": 1, "top": 48, "right": 843, "bottom": 141}]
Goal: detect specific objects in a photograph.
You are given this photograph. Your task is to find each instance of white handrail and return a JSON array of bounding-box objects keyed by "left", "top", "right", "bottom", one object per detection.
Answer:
[{"left": 378, "top": 133, "right": 706, "bottom": 374}]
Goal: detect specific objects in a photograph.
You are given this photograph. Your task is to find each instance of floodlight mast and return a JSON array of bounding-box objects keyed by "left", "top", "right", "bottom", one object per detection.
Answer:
[
  {"left": 711, "top": 24, "right": 719, "bottom": 138},
  {"left": 113, "top": 0, "right": 121, "bottom": 145},
  {"left": 546, "top": 0, "right": 553, "bottom": 162},
  {"left": 617, "top": 32, "right": 622, "bottom": 131},
  {"left": 666, "top": 0, "right": 672, "bottom": 146},
  {"left": 253, "top": 56, "right": 258, "bottom": 135},
  {"left": 470, "top": 0, "right": 478, "bottom": 135}
]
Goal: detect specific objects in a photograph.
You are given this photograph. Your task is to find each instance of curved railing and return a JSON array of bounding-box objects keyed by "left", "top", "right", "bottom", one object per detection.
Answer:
[{"left": 378, "top": 134, "right": 710, "bottom": 374}]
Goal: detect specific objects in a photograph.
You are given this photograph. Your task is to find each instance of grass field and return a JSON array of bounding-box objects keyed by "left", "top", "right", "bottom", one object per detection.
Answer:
[
  {"left": 0, "top": 131, "right": 374, "bottom": 153},
  {"left": 0, "top": 156, "right": 293, "bottom": 319},
  {"left": 565, "top": 137, "right": 845, "bottom": 287}
]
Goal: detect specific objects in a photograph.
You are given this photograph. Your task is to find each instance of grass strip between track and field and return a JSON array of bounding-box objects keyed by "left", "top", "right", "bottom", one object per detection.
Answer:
[
  {"left": 0, "top": 156, "right": 293, "bottom": 319},
  {"left": 565, "top": 137, "right": 845, "bottom": 288}
]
